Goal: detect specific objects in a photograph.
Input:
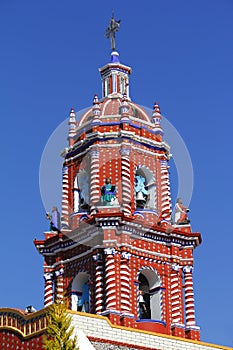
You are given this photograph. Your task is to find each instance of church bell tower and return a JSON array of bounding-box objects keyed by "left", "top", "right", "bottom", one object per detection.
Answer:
[{"left": 34, "top": 15, "right": 202, "bottom": 342}]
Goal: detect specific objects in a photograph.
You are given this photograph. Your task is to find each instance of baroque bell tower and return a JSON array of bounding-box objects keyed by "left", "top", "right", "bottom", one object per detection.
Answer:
[{"left": 34, "top": 15, "right": 202, "bottom": 342}]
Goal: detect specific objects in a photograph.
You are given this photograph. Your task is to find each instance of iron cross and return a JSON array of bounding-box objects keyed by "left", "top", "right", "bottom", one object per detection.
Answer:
[{"left": 105, "top": 13, "right": 121, "bottom": 51}]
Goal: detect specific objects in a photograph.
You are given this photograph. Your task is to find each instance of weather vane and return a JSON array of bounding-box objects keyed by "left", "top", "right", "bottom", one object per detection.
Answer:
[{"left": 105, "top": 12, "right": 121, "bottom": 51}]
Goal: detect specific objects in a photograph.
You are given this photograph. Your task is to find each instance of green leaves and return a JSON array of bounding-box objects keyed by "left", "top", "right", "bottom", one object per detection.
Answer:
[{"left": 43, "top": 300, "right": 79, "bottom": 350}]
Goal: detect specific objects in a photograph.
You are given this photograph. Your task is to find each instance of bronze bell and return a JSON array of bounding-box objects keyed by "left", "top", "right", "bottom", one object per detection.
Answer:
[{"left": 136, "top": 191, "right": 146, "bottom": 202}]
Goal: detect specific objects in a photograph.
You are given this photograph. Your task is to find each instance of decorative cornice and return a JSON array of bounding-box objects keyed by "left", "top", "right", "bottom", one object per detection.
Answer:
[
  {"left": 99, "top": 62, "right": 132, "bottom": 74},
  {"left": 64, "top": 132, "right": 170, "bottom": 162}
]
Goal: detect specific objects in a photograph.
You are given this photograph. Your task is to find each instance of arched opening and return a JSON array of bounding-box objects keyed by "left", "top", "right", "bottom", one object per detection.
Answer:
[
  {"left": 138, "top": 268, "right": 162, "bottom": 321},
  {"left": 139, "top": 274, "right": 150, "bottom": 319},
  {"left": 71, "top": 272, "right": 90, "bottom": 312},
  {"left": 135, "top": 167, "right": 156, "bottom": 210},
  {"left": 73, "top": 170, "right": 90, "bottom": 212}
]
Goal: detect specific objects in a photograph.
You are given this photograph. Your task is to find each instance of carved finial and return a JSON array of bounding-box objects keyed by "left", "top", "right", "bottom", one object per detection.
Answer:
[
  {"left": 68, "top": 108, "right": 76, "bottom": 145},
  {"left": 69, "top": 108, "right": 76, "bottom": 127},
  {"left": 105, "top": 13, "right": 121, "bottom": 51},
  {"left": 153, "top": 102, "right": 160, "bottom": 114},
  {"left": 93, "top": 94, "right": 99, "bottom": 105},
  {"left": 69, "top": 108, "right": 76, "bottom": 119},
  {"left": 92, "top": 94, "right": 101, "bottom": 121},
  {"left": 120, "top": 93, "right": 130, "bottom": 120},
  {"left": 68, "top": 108, "right": 76, "bottom": 130},
  {"left": 152, "top": 101, "right": 162, "bottom": 126}
]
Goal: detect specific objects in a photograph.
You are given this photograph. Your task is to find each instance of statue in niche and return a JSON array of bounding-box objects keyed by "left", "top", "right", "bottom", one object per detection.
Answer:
[
  {"left": 79, "top": 174, "right": 90, "bottom": 210},
  {"left": 46, "top": 206, "right": 61, "bottom": 232},
  {"left": 100, "top": 177, "right": 118, "bottom": 206},
  {"left": 77, "top": 281, "right": 90, "bottom": 313},
  {"left": 135, "top": 175, "right": 149, "bottom": 208},
  {"left": 174, "top": 198, "right": 190, "bottom": 225}
]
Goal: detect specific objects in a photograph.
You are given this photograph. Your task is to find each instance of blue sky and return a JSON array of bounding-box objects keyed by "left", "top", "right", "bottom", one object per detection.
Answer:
[{"left": 0, "top": 0, "right": 233, "bottom": 347}]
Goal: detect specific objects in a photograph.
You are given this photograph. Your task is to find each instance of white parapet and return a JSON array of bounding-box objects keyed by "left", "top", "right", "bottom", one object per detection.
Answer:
[{"left": 69, "top": 311, "right": 231, "bottom": 350}]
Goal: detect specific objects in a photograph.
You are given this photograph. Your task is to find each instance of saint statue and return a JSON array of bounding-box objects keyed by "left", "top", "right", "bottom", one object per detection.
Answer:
[
  {"left": 79, "top": 174, "right": 89, "bottom": 210},
  {"left": 174, "top": 198, "right": 190, "bottom": 225},
  {"left": 100, "top": 178, "right": 117, "bottom": 205},
  {"left": 46, "top": 206, "right": 61, "bottom": 232}
]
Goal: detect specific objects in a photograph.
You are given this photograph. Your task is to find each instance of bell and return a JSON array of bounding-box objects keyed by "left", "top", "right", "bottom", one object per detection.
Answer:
[{"left": 136, "top": 191, "right": 146, "bottom": 202}]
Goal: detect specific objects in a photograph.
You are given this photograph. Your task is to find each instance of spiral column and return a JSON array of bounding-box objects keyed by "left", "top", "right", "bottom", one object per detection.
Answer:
[
  {"left": 170, "top": 264, "right": 183, "bottom": 326},
  {"left": 183, "top": 266, "right": 196, "bottom": 327},
  {"left": 120, "top": 148, "right": 131, "bottom": 215},
  {"left": 120, "top": 253, "right": 131, "bottom": 314},
  {"left": 61, "top": 165, "right": 69, "bottom": 228},
  {"left": 95, "top": 258, "right": 104, "bottom": 314},
  {"left": 160, "top": 268, "right": 167, "bottom": 323},
  {"left": 89, "top": 149, "right": 100, "bottom": 214},
  {"left": 44, "top": 272, "right": 53, "bottom": 307},
  {"left": 104, "top": 248, "right": 117, "bottom": 310},
  {"left": 160, "top": 160, "right": 172, "bottom": 222},
  {"left": 55, "top": 267, "right": 64, "bottom": 301}
]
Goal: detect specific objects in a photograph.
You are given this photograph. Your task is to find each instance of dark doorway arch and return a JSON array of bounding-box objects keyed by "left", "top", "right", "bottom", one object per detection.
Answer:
[{"left": 138, "top": 268, "right": 162, "bottom": 321}]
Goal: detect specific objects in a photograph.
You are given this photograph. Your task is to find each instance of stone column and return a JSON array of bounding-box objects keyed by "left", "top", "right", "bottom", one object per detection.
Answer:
[
  {"left": 160, "top": 160, "right": 172, "bottom": 222},
  {"left": 93, "top": 254, "right": 104, "bottom": 314},
  {"left": 89, "top": 149, "right": 100, "bottom": 214},
  {"left": 120, "top": 147, "right": 131, "bottom": 215},
  {"left": 44, "top": 272, "right": 53, "bottom": 307},
  {"left": 55, "top": 266, "right": 64, "bottom": 301},
  {"left": 160, "top": 265, "right": 168, "bottom": 324},
  {"left": 104, "top": 248, "right": 117, "bottom": 311},
  {"left": 61, "top": 165, "right": 69, "bottom": 228},
  {"left": 183, "top": 266, "right": 196, "bottom": 327},
  {"left": 120, "top": 252, "right": 131, "bottom": 314},
  {"left": 171, "top": 264, "right": 183, "bottom": 326},
  {"left": 170, "top": 264, "right": 185, "bottom": 337}
]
